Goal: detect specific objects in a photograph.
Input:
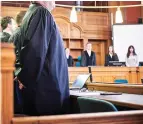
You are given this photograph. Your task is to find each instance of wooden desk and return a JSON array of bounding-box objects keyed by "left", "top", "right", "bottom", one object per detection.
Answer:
[
  {"left": 87, "top": 83, "right": 143, "bottom": 95},
  {"left": 91, "top": 66, "right": 142, "bottom": 84},
  {"left": 70, "top": 91, "right": 143, "bottom": 109},
  {"left": 68, "top": 67, "right": 90, "bottom": 83},
  {"left": 68, "top": 67, "right": 143, "bottom": 84}
]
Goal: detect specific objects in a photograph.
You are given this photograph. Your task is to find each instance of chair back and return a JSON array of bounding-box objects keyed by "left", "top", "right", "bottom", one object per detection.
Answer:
[
  {"left": 114, "top": 79, "right": 128, "bottom": 84},
  {"left": 77, "top": 97, "right": 118, "bottom": 113},
  {"left": 75, "top": 62, "right": 81, "bottom": 67},
  {"left": 77, "top": 56, "right": 81, "bottom": 61}
]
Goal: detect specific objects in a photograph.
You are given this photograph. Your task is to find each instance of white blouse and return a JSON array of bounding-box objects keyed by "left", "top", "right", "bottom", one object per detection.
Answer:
[{"left": 125, "top": 55, "right": 139, "bottom": 67}]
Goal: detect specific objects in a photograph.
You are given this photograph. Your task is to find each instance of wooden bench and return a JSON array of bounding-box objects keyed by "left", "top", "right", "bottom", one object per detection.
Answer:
[{"left": 1, "top": 43, "right": 143, "bottom": 124}]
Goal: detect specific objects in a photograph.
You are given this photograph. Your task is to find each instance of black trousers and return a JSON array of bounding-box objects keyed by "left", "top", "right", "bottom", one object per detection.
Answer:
[{"left": 14, "top": 80, "right": 23, "bottom": 114}]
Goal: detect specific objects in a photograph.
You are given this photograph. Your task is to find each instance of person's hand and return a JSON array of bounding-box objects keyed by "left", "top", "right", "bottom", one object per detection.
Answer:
[{"left": 14, "top": 77, "right": 26, "bottom": 90}]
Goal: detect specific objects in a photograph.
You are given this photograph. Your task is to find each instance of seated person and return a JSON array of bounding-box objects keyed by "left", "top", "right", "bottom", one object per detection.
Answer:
[
  {"left": 65, "top": 48, "right": 73, "bottom": 67},
  {"left": 81, "top": 42, "right": 96, "bottom": 66},
  {"left": 125, "top": 45, "right": 139, "bottom": 67},
  {"left": 1, "top": 16, "right": 17, "bottom": 42},
  {"left": 105, "top": 46, "right": 119, "bottom": 66}
]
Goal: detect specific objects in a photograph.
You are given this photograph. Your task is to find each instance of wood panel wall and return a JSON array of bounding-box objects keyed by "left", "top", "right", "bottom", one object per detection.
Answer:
[
  {"left": 1, "top": 6, "right": 28, "bottom": 19},
  {"left": 68, "top": 67, "right": 143, "bottom": 84},
  {"left": 2, "top": 3, "right": 142, "bottom": 65},
  {"left": 108, "top": 1, "right": 143, "bottom": 24},
  {"left": 1, "top": 6, "right": 111, "bottom": 65}
]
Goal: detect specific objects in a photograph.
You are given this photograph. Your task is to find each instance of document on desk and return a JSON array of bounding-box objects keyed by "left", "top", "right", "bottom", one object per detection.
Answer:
[{"left": 70, "top": 90, "right": 100, "bottom": 96}]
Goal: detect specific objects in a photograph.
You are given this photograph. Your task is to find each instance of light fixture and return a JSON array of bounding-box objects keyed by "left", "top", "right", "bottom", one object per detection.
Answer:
[
  {"left": 115, "top": 7, "right": 123, "bottom": 23},
  {"left": 70, "top": 7, "right": 77, "bottom": 23}
]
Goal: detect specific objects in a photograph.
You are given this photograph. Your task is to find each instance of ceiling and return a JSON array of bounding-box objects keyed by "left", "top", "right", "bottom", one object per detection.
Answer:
[{"left": 1, "top": 1, "right": 108, "bottom": 12}]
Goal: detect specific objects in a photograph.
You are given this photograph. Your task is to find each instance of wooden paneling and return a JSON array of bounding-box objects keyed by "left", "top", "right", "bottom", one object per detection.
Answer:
[
  {"left": 120, "top": 1, "right": 141, "bottom": 24},
  {"left": 68, "top": 67, "right": 143, "bottom": 84},
  {"left": 1, "top": 6, "right": 111, "bottom": 65},
  {"left": 89, "top": 40, "right": 105, "bottom": 65},
  {"left": 141, "top": 5, "right": 143, "bottom": 18},
  {"left": 1, "top": 43, "right": 15, "bottom": 124},
  {"left": 138, "top": 67, "right": 143, "bottom": 82},
  {"left": 91, "top": 67, "right": 142, "bottom": 84},
  {"left": 87, "top": 83, "right": 143, "bottom": 95},
  {"left": 108, "top": 1, "right": 142, "bottom": 24},
  {"left": 68, "top": 67, "right": 89, "bottom": 84},
  {"left": 12, "top": 111, "right": 143, "bottom": 124},
  {"left": 1, "top": 6, "right": 28, "bottom": 19},
  {"left": 52, "top": 7, "right": 111, "bottom": 65}
]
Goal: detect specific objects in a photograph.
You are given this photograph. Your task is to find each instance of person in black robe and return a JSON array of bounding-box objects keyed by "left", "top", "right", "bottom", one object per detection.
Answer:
[
  {"left": 65, "top": 48, "right": 73, "bottom": 67},
  {"left": 9, "top": 1, "right": 70, "bottom": 116},
  {"left": 81, "top": 43, "right": 96, "bottom": 66},
  {"left": 9, "top": 11, "right": 27, "bottom": 114},
  {"left": 105, "top": 46, "right": 119, "bottom": 66}
]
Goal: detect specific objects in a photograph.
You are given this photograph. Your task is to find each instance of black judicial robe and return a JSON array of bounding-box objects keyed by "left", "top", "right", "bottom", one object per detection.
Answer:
[
  {"left": 105, "top": 53, "right": 119, "bottom": 66},
  {"left": 67, "top": 55, "right": 73, "bottom": 67},
  {"left": 10, "top": 4, "right": 70, "bottom": 115}
]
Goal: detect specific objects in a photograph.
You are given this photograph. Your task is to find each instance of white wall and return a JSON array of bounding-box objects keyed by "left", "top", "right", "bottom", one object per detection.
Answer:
[{"left": 113, "top": 24, "right": 143, "bottom": 62}]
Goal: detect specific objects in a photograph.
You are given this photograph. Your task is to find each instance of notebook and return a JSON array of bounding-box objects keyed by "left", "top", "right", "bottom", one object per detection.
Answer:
[{"left": 70, "top": 74, "right": 91, "bottom": 90}]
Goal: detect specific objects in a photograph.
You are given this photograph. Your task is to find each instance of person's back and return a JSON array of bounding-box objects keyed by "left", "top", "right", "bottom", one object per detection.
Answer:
[{"left": 13, "top": 3, "right": 69, "bottom": 116}]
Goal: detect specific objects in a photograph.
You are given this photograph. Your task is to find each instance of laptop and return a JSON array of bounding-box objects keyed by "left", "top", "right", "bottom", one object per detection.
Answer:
[{"left": 70, "top": 74, "right": 91, "bottom": 90}]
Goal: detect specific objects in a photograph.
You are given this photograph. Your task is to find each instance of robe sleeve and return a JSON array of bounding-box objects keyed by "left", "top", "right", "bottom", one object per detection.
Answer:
[
  {"left": 115, "top": 53, "right": 119, "bottom": 61},
  {"left": 81, "top": 52, "right": 86, "bottom": 67},
  {"left": 105, "top": 55, "right": 109, "bottom": 66},
  {"left": 93, "top": 52, "right": 96, "bottom": 66},
  {"left": 18, "top": 8, "right": 53, "bottom": 86}
]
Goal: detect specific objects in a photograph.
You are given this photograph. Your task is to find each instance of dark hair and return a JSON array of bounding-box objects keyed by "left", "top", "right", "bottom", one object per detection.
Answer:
[
  {"left": 127, "top": 45, "right": 137, "bottom": 58},
  {"left": 1, "top": 16, "right": 13, "bottom": 30},
  {"left": 16, "top": 11, "right": 26, "bottom": 26}
]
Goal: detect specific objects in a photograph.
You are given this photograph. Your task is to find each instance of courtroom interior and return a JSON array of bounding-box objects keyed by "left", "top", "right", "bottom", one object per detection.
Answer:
[{"left": 1, "top": 1, "right": 143, "bottom": 124}]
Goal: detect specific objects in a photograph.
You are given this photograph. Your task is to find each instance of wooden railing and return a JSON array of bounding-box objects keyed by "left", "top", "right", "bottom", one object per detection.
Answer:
[
  {"left": 1, "top": 43, "right": 143, "bottom": 124},
  {"left": 1, "top": 43, "right": 15, "bottom": 124},
  {"left": 68, "top": 67, "right": 143, "bottom": 84}
]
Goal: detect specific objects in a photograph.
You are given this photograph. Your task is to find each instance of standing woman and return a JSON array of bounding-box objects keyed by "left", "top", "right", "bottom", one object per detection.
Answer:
[
  {"left": 105, "top": 46, "right": 119, "bottom": 66},
  {"left": 65, "top": 48, "right": 73, "bottom": 67},
  {"left": 126, "top": 45, "right": 139, "bottom": 67}
]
